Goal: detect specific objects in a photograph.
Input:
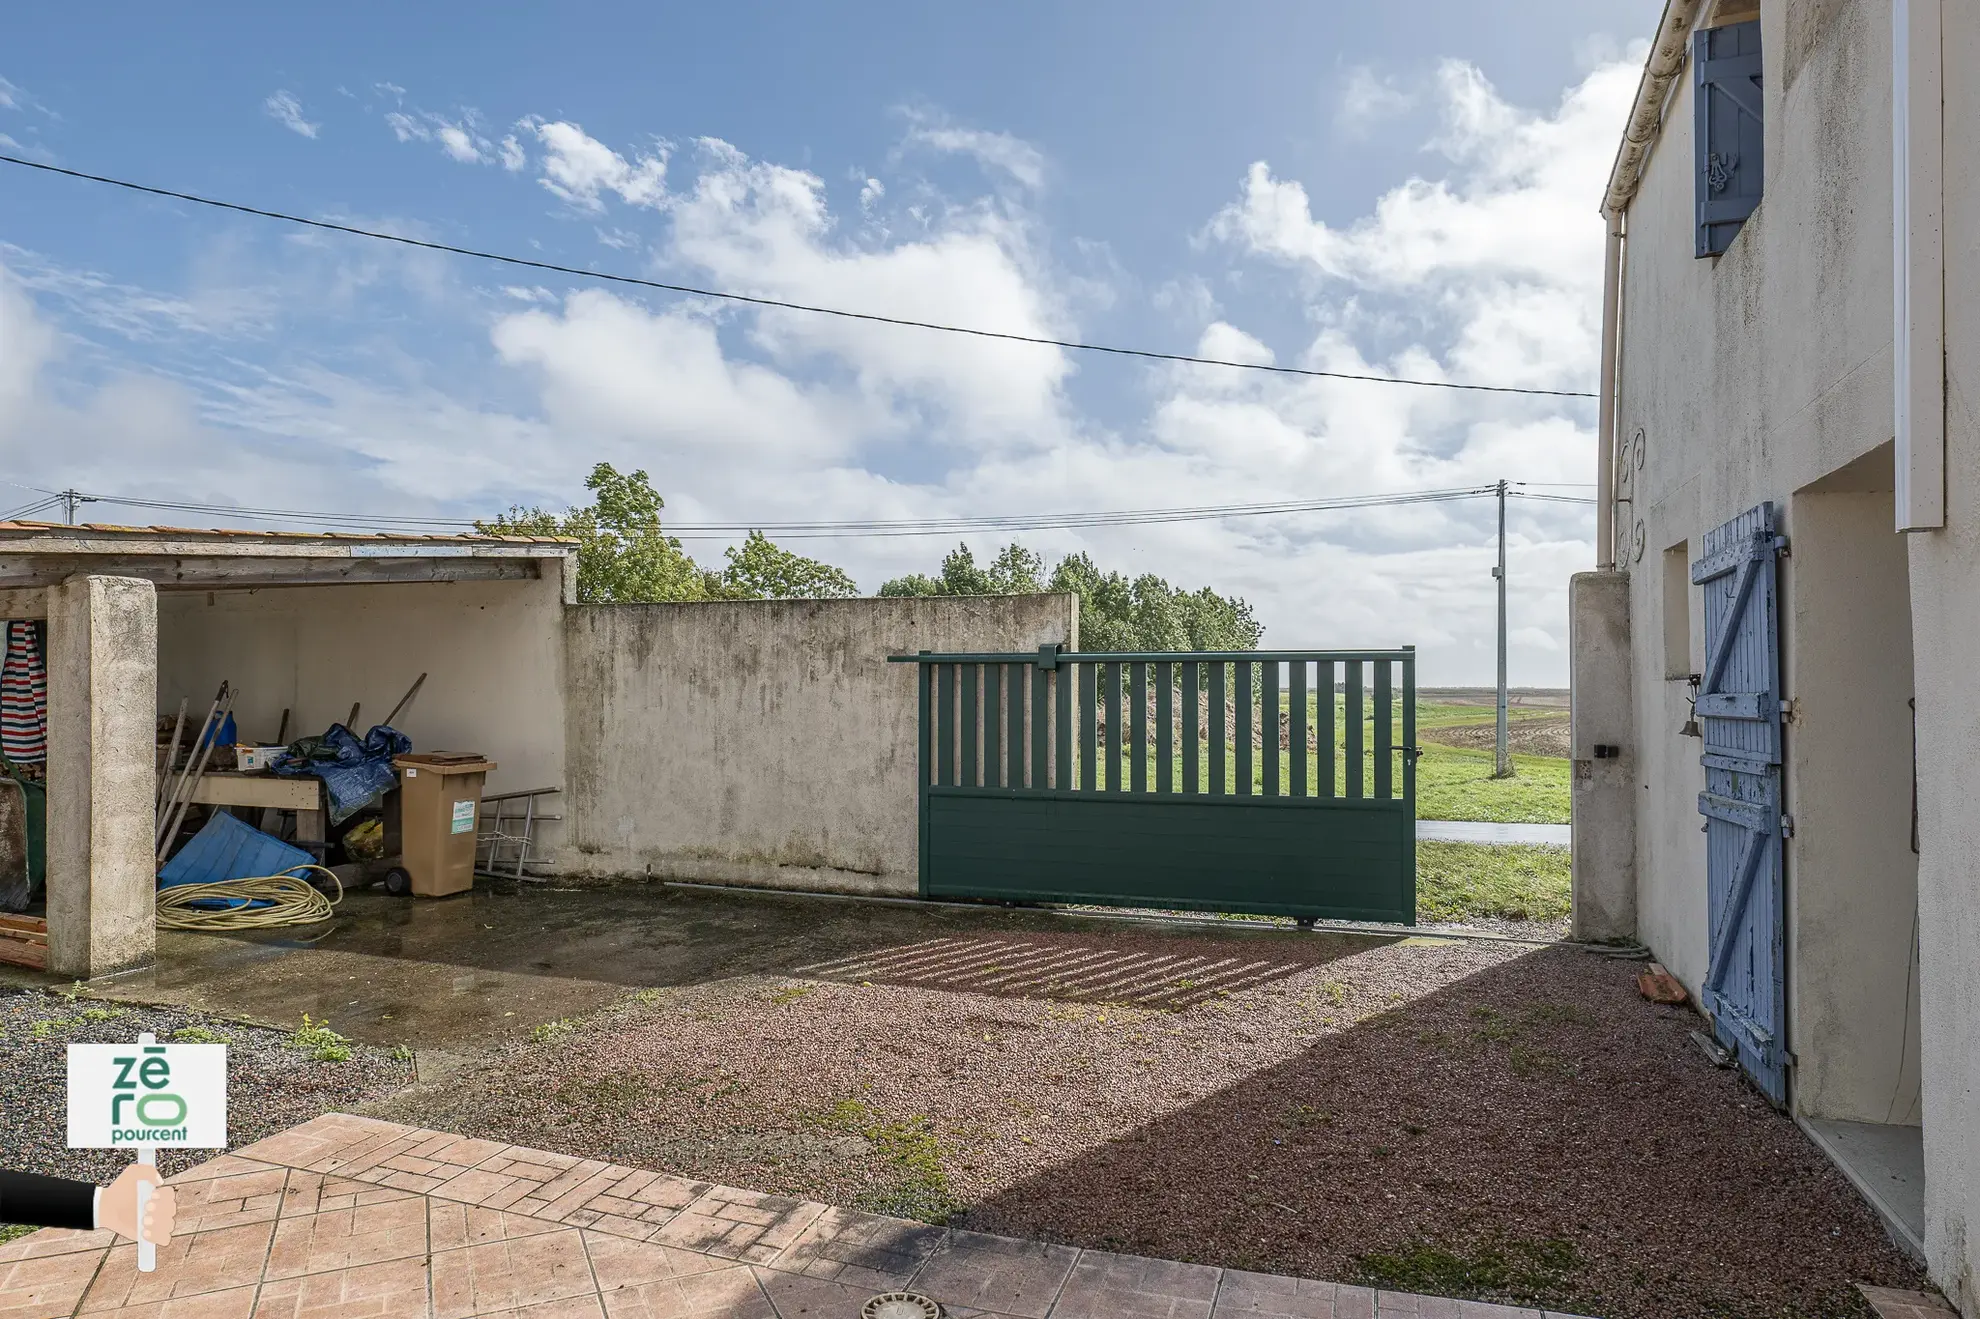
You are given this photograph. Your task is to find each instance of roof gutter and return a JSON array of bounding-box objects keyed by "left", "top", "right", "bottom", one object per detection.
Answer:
[{"left": 1596, "top": 0, "right": 1705, "bottom": 571}]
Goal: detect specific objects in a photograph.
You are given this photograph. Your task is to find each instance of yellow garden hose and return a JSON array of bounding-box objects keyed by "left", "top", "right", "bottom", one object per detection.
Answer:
[{"left": 155, "top": 865, "right": 344, "bottom": 930}]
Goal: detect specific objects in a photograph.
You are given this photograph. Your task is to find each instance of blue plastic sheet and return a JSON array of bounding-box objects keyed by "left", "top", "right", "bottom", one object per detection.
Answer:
[
  {"left": 157, "top": 810, "right": 316, "bottom": 909},
  {"left": 270, "top": 724, "right": 411, "bottom": 825}
]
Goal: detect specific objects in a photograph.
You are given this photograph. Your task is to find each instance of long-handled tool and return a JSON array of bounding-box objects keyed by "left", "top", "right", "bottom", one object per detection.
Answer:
[
  {"left": 156, "top": 685, "right": 223, "bottom": 853},
  {"left": 155, "top": 697, "right": 188, "bottom": 816},
  {"left": 382, "top": 672, "right": 427, "bottom": 729},
  {"left": 157, "top": 684, "right": 233, "bottom": 868}
]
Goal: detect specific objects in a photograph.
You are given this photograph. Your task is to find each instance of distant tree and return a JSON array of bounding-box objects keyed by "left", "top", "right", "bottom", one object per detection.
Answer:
[
  {"left": 479, "top": 464, "right": 856, "bottom": 602},
  {"left": 713, "top": 530, "right": 859, "bottom": 600},
  {"left": 880, "top": 542, "right": 1262, "bottom": 651}
]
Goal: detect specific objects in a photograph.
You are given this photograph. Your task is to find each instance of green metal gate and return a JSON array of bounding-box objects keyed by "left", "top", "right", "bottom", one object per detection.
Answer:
[{"left": 893, "top": 647, "right": 1417, "bottom": 924}]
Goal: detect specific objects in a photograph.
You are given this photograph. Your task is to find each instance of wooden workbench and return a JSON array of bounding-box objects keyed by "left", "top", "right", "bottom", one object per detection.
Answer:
[{"left": 188, "top": 772, "right": 327, "bottom": 847}]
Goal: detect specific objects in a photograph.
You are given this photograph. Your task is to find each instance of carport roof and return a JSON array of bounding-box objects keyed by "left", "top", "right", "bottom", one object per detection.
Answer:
[{"left": 0, "top": 520, "right": 574, "bottom": 594}]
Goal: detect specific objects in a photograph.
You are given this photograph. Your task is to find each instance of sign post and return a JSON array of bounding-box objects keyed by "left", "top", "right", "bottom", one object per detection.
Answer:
[{"left": 67, "top": 1032, "right": 226, "bottom": 1271}]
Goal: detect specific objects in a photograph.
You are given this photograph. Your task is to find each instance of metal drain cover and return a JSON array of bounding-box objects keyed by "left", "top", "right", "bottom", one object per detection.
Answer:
[{"left": 863, "top": 1292, "right": 941, "bottom": 1319}]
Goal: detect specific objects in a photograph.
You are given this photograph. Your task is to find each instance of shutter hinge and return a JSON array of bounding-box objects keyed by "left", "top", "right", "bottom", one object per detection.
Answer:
[
  {"left": 1773, "top": 536, "right": 1790, "bottom": 556},
  {"left": 1780, "top": 698, "right": 1798, "bottom": 723},
  {"left": 1781, "top": 813, "right": 1796, "bottom": 838},
  {"left": 1783, "top": 1049, "right": 1798, "bottom": 1069}
]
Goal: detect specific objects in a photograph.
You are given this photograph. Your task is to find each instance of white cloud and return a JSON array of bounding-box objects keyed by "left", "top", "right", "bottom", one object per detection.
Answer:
[
  {"left": 0, "top": 77, "right": 19, "bottom": 111},
  {"left": 497, "top": 135, "right": 526, "bottom": 172},
  {"left": 263, "top": 90, "right": 319, "bottom": 139},
  {"left": 385, "top": 108, "right": 493, "bottom": 164},
  {"left": 900, "top": 113, "right": 1046, "bottom": 190},
  {"left": 859, "top": 177, "right": 885, "bottom": 213},
  {"left": 528, "top": 120, "right": 668, "bottom": 210},
  {"left": 1336, "top": 65, "right": 1415, "bottom": 133}
]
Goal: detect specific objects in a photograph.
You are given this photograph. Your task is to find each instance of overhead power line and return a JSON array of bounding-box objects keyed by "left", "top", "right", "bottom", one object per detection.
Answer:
[
  {"left": 8, "top": 483, "right": 1591, "bottom": 541},
  {"left": 0, "top": 153, "right": 1600, "bottom": 401}
]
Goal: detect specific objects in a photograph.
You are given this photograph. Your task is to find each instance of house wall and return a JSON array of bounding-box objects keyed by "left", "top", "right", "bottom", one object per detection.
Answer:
[
  {"left": 1615, "top": 0, "right": 1980, "bottom": 1301},
  {"left": 1910, "top": 1, "right": 1980, "bottom": 1304},
  {"left": 1616, "top": 0, "right": 1895, "bottom": 989},
  {"left": 156, "top": 570, "right": 569, "bottom": 848},
  {"left": 560, "top": 594, "right": 1078, "bottom": 896}
]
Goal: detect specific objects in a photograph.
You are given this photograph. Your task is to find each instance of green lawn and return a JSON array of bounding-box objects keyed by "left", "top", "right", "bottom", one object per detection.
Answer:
[
  {"left": 1075, "top": 697, "right": 1569, "bottom": 825},
  {"left": 1416, "top": 841, "right": 1571, "bottom": 923}
]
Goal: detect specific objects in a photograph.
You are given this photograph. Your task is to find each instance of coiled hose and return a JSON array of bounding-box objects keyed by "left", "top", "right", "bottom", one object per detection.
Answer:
[{"left": 154, "top": 865, "right": 344, "bottom": 930}]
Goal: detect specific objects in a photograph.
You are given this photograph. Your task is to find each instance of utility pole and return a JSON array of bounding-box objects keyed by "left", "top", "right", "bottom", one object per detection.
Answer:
[
  {"left": 57, "top": 490, "right": 93, "bottom": 524},
  {"left": 1492, "top": 479, "right": 1510, "bottom": 778}
]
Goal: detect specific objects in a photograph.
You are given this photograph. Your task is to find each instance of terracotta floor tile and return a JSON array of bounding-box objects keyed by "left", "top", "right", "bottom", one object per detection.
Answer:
[
  {"left": 0, "top": 1245, "right": 108, "bottom": 1319},
  {"left": 1211, "top": 1272, "right": 1340, "bottom": 1319},
  {"left": 909, "top": 1231, "right": 1078, "bottom": 1319},
  {"left": 264, "top": 1198, "right": 429, "bottom": 1279},
  {"left": 474, "top": 1298, "right": 607, "bottom": 1319},
  {"left": 596, "top": 1265, "right": 773, "bottom": 1319},
  {"left": 571, "top": 1215, "right": 657, "bottom": 1244},
  {"left": 251, "top": 1256, "right": 431, "bottom": 1318},
  {"left": 80, "top": 1223, "right": 275, "bottom": 1313},
  {"left": 1049, "top": 1251, "right": 1220, "bottom": 1319},
  {"left": 173, "top": 1168, "right": 293, "bottom": 1235},
  {"left": 278, "top": 1175, "right": 418, "bottom": 1220},
  {"left": 429, "top": 1202, "right": 565, "bottom": 1253},
  {"left": 1373, "top": 1296, "right": 1462, "bottom": 1319},
  {"left": 423, "top": 1137, "right": 511, "bottom": 1171},
  {"left": 1330, "top": 1290, "right": 1375, "bottom": 1319},
  {"left": 766, "top": 1207, "right": 945, "bottom": 1290},
  {"left": 233, "top": 1117, "right": 413, "bottom": 1172},
  {"left": 0, "top": 1227, "right": 118, "bottom": 1262},
  {"left": 584, "top": 1233, "right": 733, "bottom": 1292},
  {"left": 1859, "top": 1287, "right": 1961, "bottom": 1319},
  {"left": 750, "top": 1268, "right": 879, "bottom": 1319},
  {"left": 163, "top": 1159, "right": 286, "bottom": 1188},
  {"left": 649, "top": 1190, "right": 824, "bottom": 1266},
  {"left": 430, "top": 1229, "right": 595, "bottom": 1319},
  {"left": 1450, "top": 1303, "right": 1540, "bottom": 1319},
  {"left": 621, "top": 1181, "right": 707, "bottom": 1218},
  {"left": 85, "top": 1282, "right": 261, "bottom": 1318}
]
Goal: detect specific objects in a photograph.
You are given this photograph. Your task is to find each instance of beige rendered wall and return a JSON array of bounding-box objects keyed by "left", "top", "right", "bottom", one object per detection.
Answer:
[
  {"left": 1910, "top": 1, "right": 1980, "bottom": 1305},
  {"left": 1613, "top": 0, "right": 1897, "bottom": 992},
  {"left": 156, "top": 572, "right": 568, "bottom": 850},
  {"left": 1784, "top": 466, "right": 1920, "bottom": 1125},
  {"left": 561, "top": 594, "right": 1078, "bottom": 895},
  {"left": 1568, "top": 571, "right": 1635, "bottom": 941}
]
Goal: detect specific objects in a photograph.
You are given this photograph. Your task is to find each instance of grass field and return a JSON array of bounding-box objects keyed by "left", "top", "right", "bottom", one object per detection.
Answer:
[{"left": 1416, "top": 841, "right": 1571, "bottom": 924}]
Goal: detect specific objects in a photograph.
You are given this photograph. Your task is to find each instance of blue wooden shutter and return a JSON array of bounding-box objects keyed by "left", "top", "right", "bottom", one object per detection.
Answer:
[
  {"left": 1694, "top": 20, "right": 1764, "bottom": 258},
  {"left": 1691, "top": 503, "right": 1787, "bottom": 1105}
]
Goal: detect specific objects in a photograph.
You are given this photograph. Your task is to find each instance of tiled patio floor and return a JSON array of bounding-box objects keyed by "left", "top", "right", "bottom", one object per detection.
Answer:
[{"left": 1, "top": 1115, "right": 1592, "bottom": 1319}]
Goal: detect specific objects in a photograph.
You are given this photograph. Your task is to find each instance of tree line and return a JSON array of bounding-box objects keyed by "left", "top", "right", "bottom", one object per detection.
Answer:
[{"left": 480, "top": 463, "right": 1261, "bottom": 652}]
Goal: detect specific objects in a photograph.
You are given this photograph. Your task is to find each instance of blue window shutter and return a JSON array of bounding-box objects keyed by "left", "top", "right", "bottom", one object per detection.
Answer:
[{"left": 1694, "top": 20, "right": 1764, "bottom": 258}]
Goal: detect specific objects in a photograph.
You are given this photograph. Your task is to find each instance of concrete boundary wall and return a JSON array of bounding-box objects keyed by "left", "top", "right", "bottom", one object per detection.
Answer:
[{"left": 560, "top": 594, "right": 1078, "bottom": 895}]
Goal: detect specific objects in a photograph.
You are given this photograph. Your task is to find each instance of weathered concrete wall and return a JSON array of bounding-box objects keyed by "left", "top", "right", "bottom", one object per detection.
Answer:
[
  {"left": 1786, "top": 469, "right": 1919, "bottom": 1125},
  {"left": 561, "top": 594, "right": 1078, "bottom": 895},
  {"left": 1912, "top": 2, "right": 1980, "bottom": 1304},
  {"left": 46, "top": 575, "right": 158, "bottom": 978},
  {"left": 157, "top": 574, "right": 568, "bottom": 849},
  {"left": 1568, "top": 571, "right": 1635, "bottom": 941}
]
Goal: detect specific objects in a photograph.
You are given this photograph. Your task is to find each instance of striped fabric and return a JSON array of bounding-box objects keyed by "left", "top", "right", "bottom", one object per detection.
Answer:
[{"left": 0, "top": 621, "right": 47, "bottom": 763}]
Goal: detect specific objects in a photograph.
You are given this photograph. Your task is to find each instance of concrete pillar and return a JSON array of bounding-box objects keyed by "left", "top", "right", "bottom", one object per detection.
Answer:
[
  {"left": 1569, "top": 570, "right": 1636, "bottom": 942},
  {"left": 46, "top": 575, "right": 158, "bottom": 979}
]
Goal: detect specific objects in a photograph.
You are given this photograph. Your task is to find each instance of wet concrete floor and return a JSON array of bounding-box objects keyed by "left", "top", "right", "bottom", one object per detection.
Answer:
[{"left": 3, "top": 880, "right": 1385, "bottom": 1053}]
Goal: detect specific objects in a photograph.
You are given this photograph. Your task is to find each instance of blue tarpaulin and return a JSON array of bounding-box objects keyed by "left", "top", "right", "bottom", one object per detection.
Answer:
[
  {"left": 157, "top": 810, "right": 316, "bottom": 908},
  {"left": 270, "top": 724, "right": 411, "bottom": 824}
]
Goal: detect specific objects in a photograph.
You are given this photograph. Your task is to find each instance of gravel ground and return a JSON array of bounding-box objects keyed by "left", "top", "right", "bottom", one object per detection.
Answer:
[
  {"left": 0, "top": 990, "right": 416, "bottom": 1187},
  {"left": 373, "top": 930, "right": 1923, "bottom": 1319}
]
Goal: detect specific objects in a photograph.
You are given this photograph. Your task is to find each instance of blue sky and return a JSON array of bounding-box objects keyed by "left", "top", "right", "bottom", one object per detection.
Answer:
[{"left": 0, "top": 1, "right": 1660, "bottom": 683}]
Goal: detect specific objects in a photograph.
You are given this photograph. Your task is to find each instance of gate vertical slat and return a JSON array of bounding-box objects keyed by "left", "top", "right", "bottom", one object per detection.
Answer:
[
  {"left": 1290, "top": 661, "right": 1309, "bottom": 797},
  {"left": 1209, "top": 663, "right": 1227, "bottom": 795},
  {"left": 1374, "top": 659, "right": 1393, "bottom": 800},
  {"left": 1319, "top": 661, "right": 1336, "bottom": 797},
  {"left": 1183, "top": 663, "right": 1200, "bottom": 794},
  {"left": 937, "top": 664, "right": 957, "bottom": 787},
  {"left": 1402, "top": 648, "right": 1416, "bottom": 914},
  {"left": 1262, "top": 661, "right": 1281, "bottom": 797},
  {"left": 1156, "top": 662, "right": 1174, "bottom": 793},
  {"left": 1131, "top": 662, "right": 1148, "bottom": 794},
  {"left": 1008, "top": 665, "right": 1026, "bottom": 788},
  {"left": 1031, "top": 666, "right": 1049, "bottom": 790},
  {"left": 1345, "top": 661, "right": 1364, "bottom": 799},
  {"left": 984, "top": 665, "right": 1002, "bottom": 789},
  {"left": 1080, "top": 663, "right": 1099, "bottom": 792},
  {"left": 961, "top": 664, "right": 979, "bottom": 788},
  {"left": 1061, "top": 661, "right": 1077, "bottom": 784},
  {"left": 1236, "top": 662, "right": 1254, "bottom": 796},
  {"left": 1103, "top": 664, "right": 1121, "bottom": 791}
]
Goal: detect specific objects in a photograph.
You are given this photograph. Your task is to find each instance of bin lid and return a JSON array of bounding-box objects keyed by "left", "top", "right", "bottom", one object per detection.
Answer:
[{"left": 395, "top": 753, "right": 497, "bottom": 775}]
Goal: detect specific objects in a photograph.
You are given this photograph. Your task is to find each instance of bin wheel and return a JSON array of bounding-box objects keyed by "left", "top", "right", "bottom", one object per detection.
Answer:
[
  {"left": 1296, "top": 917, "right": 1316, "bottom": 931},
  {"left": 383, "top": 868, "right": 412, "bottom": 897}
]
